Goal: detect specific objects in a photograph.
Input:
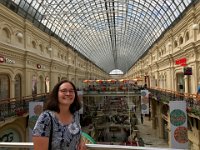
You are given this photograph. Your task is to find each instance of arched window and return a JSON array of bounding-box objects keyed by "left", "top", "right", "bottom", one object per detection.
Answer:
[
  {"left": 179, "top": 36, "right": 183, "bottom": 44},
  {"left": 39, "top": 44, "right": 43, "bottom": 53},
  {"left": 109, "top": 69, "right": 124, "bottom": 75},
  {"left": 15, "top": 74, "right": 21, "bottom": 100},
  {"left": 0, "top": 74, "right": 10, "bottom": 100},
  {"left": 2, "top": 27, "right": 11, "bottom": 43},
  {"left": 38, "top": 76, "right": 44, "bottom": 94},
  {"left": 58, "top": 77, "right": 61, "bottom": 82},
  {"left": 2, "top": 27, "right": 10, "bottom": 38},
  {"left": 32, "top": 41, "right": 37, "bottom": 49},
  {"left": 158, "top": 50, "right": 161, "bottom": 57},
  {"left": 32, "top": 75, "right": 37, "bottom": 95},
  {"left": 185, "top": 32, "right": 189, "bottom": 41},
  {"left": 176, "top": 73, "right": 184, "bottom": 93},
  {"left": 174, "top": 40, "right": 178, "bottom": 48},
  {"left": 46, "top": 46, "right": 49, "bottom": 52},
  {"left": 199, "top": 23, "right": 200, "bottom": 34}
]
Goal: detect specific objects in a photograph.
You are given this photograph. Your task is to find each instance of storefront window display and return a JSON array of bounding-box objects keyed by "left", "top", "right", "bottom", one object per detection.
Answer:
[
  {"left": 176, "top": 73, "right": 184, "bottom": 93},
  {"left": 0, "top": 74, "right": 9, "bottom": 100},
  {"left": 14, "top": 74, "right": 21, "bottom": 100},
  {"left": 32, "top": 75, "right": 37, "bottom": 96}
]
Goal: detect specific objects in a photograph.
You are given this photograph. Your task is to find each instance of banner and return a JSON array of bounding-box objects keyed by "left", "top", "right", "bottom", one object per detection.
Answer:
[
  {"left": 140, "top": 90, "right": 149, "bottom": 114},
  {"left": 169, "top": 101, "right": 188, "bottom": 149},
  {"left": 28, "top": 102, "right": 43, "bottom": 142}
]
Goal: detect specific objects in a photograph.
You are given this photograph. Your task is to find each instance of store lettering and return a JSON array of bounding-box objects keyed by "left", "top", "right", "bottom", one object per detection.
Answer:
[
  {"left": 5, "top": 58, "right": 15, "bottom": 64},
  {"left": 175, "top": 58, "right": 186, "bottom": 65},
  {"left": 0, "top": 56, "right": 15, "bottom": 64}
]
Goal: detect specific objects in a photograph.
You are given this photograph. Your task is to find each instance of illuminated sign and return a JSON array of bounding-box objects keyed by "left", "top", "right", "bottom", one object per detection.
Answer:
[{"left": 175, "top": 58, "right": 186, "bottom": 65}]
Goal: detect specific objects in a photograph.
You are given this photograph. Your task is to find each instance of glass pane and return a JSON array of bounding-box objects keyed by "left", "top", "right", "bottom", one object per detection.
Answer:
[
  {"left": 9, "top": 0, "right": 194, "bottom": 73},
  {"left": 0, "top": 74, "right": 9, "bottom": 100}
]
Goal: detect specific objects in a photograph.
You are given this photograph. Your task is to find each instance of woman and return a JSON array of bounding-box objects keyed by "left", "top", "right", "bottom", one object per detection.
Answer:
[{"left": 32, "top": 80, "right": 86, "bottom": 150}]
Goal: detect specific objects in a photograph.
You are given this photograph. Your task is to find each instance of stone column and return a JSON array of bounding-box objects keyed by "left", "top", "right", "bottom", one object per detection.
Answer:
[
  {"left": 184, "top": 75, "right": 189, "bottom": 93},
  {"left": 10, "top": 79, "right": 15, "bottom": 99},
  {"left": 151, "top": 99, "right": 157, "bottom": 129},
  {"left": 157, "top": 103, "right": 164, "bottom": 138}
]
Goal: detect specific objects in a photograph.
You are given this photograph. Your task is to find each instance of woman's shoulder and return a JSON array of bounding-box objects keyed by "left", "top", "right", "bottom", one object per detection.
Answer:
[
  {"left": 43, "top": 110, "right": 55, "bottom": 115},
  {"left": 38, "top": 110, "right": 56, "bottom": 120},
  {"left": 73, "top": 111, "right": 80, "bottom": 122}
]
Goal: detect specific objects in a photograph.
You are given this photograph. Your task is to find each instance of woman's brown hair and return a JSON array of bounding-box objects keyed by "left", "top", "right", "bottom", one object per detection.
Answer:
[{"left": 44, "top": 80, "right": 81, "bottom": 113}]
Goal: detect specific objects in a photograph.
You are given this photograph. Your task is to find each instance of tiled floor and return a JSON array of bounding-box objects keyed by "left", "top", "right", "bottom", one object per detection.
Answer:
[{"left": 136, "top": 114, "right": 169, "bottom": 148}]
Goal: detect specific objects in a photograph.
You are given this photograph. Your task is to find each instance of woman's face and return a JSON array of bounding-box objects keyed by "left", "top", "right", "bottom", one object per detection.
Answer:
[{"left": 58, "top": 82, "right": 75, "bottom": 106}]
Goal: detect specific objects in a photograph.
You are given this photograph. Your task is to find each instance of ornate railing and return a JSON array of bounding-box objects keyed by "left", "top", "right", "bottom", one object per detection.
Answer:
[
  {"left": 1, "top": 88, "right": 200, "bottom": 120},
  {"left": 0, "top": 93, "right": 48, "bottom": 121},
  {"left": 149, "top": 88, "right": 200, "bottom": 116}
]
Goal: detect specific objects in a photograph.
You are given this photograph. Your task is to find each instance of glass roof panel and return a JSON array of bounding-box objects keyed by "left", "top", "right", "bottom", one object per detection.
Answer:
[
  {"left": 110, "top": 69, "right": 123, "bottom": 75},
  {"left": 4, "top": 0, "right": 196, "bottom": 73}
]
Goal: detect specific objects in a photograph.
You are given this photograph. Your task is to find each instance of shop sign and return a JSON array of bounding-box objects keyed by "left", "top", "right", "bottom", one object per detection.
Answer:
[
  {"left": 175, "top": 58, "right": 186, "bottom": 65},
  {"left": 0, "top": 56, "right": 15, "bottom": 64},
  {"left": 5, "top": 58, "right": 15, "bottom": 64}
]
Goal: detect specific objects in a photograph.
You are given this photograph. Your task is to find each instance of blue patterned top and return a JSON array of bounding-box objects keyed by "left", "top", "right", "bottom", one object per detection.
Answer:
[{"left": 32, "top": 110, "right": 81, "bottom": 150}]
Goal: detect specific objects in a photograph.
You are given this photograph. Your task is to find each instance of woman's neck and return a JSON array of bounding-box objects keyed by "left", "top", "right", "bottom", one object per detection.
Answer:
[
  {"left": 59, "top": 104, "right": 71, "bottom": 114},
  {"left": 57, "top": 110, "right": 73, "bottom": 124},
  {"left": 57, "top": 107, "right": 73, "bottom": 124}
]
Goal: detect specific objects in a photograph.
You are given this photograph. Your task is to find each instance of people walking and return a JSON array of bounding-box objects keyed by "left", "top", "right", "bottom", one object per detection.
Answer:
[{"left": 141, "top": 114, "right": 144, "bottom": 124}]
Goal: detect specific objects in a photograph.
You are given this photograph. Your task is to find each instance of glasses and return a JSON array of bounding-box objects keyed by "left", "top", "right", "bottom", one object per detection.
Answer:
[{"left": 59, "top": 89, "right": 75, "bottom": 94}]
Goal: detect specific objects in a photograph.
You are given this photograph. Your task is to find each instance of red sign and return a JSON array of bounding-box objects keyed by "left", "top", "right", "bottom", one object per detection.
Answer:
[
  {"left": 181, "top": 63, "right": 187, "bottom": 66},
  {"left": 175, "top": 58, "right": 186, "bottom": 65}
]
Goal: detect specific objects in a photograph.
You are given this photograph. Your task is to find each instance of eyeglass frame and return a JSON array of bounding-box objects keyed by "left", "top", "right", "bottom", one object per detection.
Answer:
[{"left": 59, "top": 89, "right": 75, "bottom": 94}]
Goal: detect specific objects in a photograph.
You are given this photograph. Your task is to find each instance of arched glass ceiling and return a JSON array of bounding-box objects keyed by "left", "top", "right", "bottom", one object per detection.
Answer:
[
  {"left": 110, "top": 69, "right": 123, "bottom": 75},
  {"left": 3, "top": 0, "right": 195, "bottom": 73}
]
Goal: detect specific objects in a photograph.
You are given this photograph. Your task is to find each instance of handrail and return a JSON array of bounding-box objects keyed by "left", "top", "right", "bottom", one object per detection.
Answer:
[
  {"left": 0, "top": 94, "right": 48, "bottom": 120},
  {"left": 150, "top": 87, "right": 199, "bottom": 100},
  {"left": 0, "top": 87, "right": 200, "bottom": 120},
  {"left": 0, "top": 142, "right": 186, "bottom": 150}
]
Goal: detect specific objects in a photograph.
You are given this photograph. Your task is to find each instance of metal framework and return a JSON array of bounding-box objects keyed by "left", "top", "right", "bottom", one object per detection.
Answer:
[{"left": 1, "top": 0, "right": 195, "bottom": 74}]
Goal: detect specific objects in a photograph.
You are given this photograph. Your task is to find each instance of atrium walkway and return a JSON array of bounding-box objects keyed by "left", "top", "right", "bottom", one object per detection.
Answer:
[{"left": 136, "top": 114, "right": 169, "bottom": 148}]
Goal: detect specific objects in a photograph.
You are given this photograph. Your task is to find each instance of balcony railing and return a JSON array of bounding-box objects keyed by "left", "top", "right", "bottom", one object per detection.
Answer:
[
  {"left": 0, "top": 142, "right": 186, "bottom": 150},
  {"left": 149, "top": 88, "right": 200, "bottom": 117},
  {"left": 0, "top": 93, "right": 48, "bottom": 121},
  {"left": 1, "top": 88, "right": 200, "bottom": 121}
]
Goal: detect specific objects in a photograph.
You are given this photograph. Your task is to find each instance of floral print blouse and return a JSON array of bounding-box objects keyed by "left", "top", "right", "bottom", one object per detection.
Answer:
[{"left": 32, "top": 110, "right": 81, "bottom": 150}]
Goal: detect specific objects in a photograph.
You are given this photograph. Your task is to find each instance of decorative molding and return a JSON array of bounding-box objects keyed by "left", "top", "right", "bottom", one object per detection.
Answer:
[
  {"left": 16, "top": 32, "right": 23, "bottom": 39},
  {"left": 192, "top": 24, "right": 199, "bottom": 30}
]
